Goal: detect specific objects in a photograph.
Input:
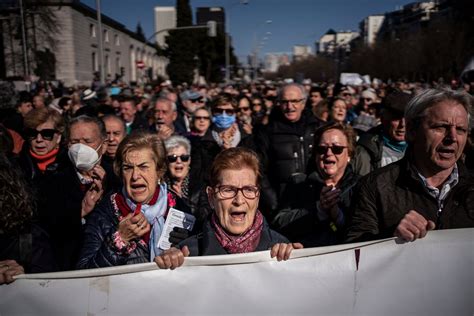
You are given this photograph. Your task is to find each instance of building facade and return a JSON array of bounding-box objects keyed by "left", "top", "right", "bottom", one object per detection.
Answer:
[
  {"left": 1, "top": 0, "right": 167, "bottom": 86},
  {"left": 360, "top": 15, "right": 385, "bottom": 47},
  {"left": 154, "top": 6, "right": 176, "bottom": 48}
]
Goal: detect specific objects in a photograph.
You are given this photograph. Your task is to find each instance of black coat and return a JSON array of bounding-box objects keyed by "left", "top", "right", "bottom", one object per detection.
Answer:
[
  {"left": 179, "top": 216, "right": 289, "bottom": 256},
  {"left": 345, "top": 157, "right": 474, "bottom": 242},
  {"left": 272, "top": 165, "right": 359, "bottom": 247},
  {"left": 254, "top": 111, "right": 322, "bottom": 212}
]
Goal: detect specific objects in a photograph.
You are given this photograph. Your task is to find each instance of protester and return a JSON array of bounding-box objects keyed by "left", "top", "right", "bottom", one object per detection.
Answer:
[
  {"left": 329, "top": 97, "right": 348, "bottom": 124},
  {"left": 0, "top": 154, "right": 56, "bottom": 284},
  {"left": 352, "top": 91, "right": 412, "bottom": 176},
  {"left": 154, "top": 148, "right": 303, "bottom": 269},
  {"left": 190, "top": 107, "right": 211, "bottom": 138},
  {"left": 77, "top": 132, "right": 192, "bottom": 268},
  {"left": 190, "top": 93, "right": 256, "bottom": 185},
  {"left": 120, "top": 96, "right": 147, "bottom": 134},
  {"left": 273, "top": 123, "right": 359, "bottom": 246},
  {"left": 346, "top": 88, "right": 474, "bottom": 242},
  {"left": 150, "top": 97, "right": 179, "bottom": 140},
  {"left": 255, "top": 83, "right": 321, "bottom": 213},
  {"left": 38, "top": 115, "right": 109, "bottom": 270},
  {"left": 18, "top": 108, "right": 66, "bottom": 184}
]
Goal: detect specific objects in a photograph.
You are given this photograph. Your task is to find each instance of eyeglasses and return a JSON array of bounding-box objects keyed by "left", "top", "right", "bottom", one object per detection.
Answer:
[
  {"left": 315, "top": 145, "right": 347, "bottom": 155},
  {"left": 215, "top": 185, "right": 260, "bottom": 199},
  {"left": 194, "top": 116, "right": 210, "bottom": 121},
  {"left": 279, "top": 99, "right": 304, "bottom": 106},
  {"left": 167, "top": 154, "right": 190, "bottom": 163},
  {"left": 237, "top": 107, "right": 250, "bottom": 112},
  {"left": 212, "top": 108, "right": 235, "bottom": 115},
  {"left": 252, "top": 103, "right": 262, "bottom": 106},
  {"left": 342, "top": 93, "right": 353, "bottom": 97},
  {"left": 25, "top": 128, "right": 58, "bottom": 141}
]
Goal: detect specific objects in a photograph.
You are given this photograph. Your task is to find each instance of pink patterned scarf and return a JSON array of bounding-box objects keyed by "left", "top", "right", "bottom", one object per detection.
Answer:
[{"left": 211, "top": 210, "right": 264, "bottom": 254}]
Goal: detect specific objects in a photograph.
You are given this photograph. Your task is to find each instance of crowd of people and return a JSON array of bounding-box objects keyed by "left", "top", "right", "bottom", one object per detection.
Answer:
[{"left": 0, "top": 77, "right": 473, "bottom": 280}]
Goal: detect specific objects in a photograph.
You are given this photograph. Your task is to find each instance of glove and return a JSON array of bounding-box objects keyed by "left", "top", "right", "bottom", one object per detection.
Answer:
[{"left": 169, "top": 227, "right": 190, "bottom": 246}]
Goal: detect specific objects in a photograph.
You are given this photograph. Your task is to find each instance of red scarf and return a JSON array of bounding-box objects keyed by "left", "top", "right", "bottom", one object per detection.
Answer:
[
  {"left": 29, "top": 148, "right": 59, "bottom": 172},
  {"left": 211, "top": 210, "right": 264, "bottom": 254},
  {"left": 114, "top": 189, "right": 160, "bottom": 244}
]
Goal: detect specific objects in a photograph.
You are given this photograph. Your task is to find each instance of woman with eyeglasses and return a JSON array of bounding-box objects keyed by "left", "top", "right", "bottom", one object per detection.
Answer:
[
  {"left": 272, "top": 123, "right": 359, "bottom": 247},
  {"left": 155, "top": 147, "right": 303, "bottom": 269},
  {"left": 78, "top": 131, "right": 197, "bottom": 268},
  {"left": 18, "top": 108, "right": 67, "bottom": 184}
]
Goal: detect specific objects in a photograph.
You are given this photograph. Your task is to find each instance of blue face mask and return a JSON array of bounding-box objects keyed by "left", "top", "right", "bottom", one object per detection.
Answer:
[{"left": 212, "top": 113, "right": 236, "bottom": 129}]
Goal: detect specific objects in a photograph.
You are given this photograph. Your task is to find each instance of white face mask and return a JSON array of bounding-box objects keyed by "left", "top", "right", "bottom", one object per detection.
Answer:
[{"left": 68, "top": 143, "right": 102, "bottom": 172}]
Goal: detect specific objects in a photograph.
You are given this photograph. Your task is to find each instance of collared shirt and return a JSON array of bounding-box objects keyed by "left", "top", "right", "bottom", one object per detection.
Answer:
[{"left": 416, "top": 164, "right": 459, "bottom": 211}]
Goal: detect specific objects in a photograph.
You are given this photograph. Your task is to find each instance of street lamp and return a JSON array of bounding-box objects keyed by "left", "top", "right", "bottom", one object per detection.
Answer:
[
  {"left": 225, "top": 0, "right": 249, "bottom": 84},
  {"left": 252, "top": 20, "right": 272, "bottom": 81}
]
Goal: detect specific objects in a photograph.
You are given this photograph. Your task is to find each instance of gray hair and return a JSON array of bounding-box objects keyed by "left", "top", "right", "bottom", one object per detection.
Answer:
[
  {"left": 405, "top": 88, "right": 473, "bottom": 137},
  {"left": 277, "top": 83, "right": 308, "bottom": 101},
  {"left": 102, "top": 114, "right": 126, "bottom": 132},
  {"left": 155, "top": 97, "right": 177, "bottom": 112},
  {"left": 164, "top": 135, "right": 191, "bottom": 155},
  {"left": 69, "top": 115, "right": 107, "bottom": 140}
]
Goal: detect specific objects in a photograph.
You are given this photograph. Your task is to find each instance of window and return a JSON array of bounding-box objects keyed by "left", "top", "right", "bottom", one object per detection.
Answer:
[
  {"left": 90, "top": 24, "right": 96, "bottom": 37},
  {"left": 114, "top": 34, "right": 120, "bottom": 46},
  {"left": 92, "top": 52, "right": 97, "bottom": 72},
  {"left": 105, "top": 54, "right": 110, "bottom": 76},
  {"left": 104, "top": 30, "right": 109, "bottom": 43}
]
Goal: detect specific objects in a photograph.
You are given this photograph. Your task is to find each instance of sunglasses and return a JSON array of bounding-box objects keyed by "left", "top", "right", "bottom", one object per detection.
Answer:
[
  {"left": 315, "top": 145, "right": 347, "bottom": 155},
  {"left": 194, "top": 116, "right": 210, "bottom": 121},
  {"left": 25, "top": 128, "right": 58, "bottom": 141},
  {"left": 191, "top": 99, "right": 204, "bottom": 103},
  {"left": 167, "top": 154, "right": 190, "bottom": 163},
  {"left": 237, "top": 107, "right": 250, "bottom": 112},
  {"left": 212, "top": 108, "right": 235, "bottom": 115},
  {"left": 252, "top": 102, "right": 262, "bottom": 106},
  {"left": 363, "top": 98, "right": 374, "bottom": 102}
]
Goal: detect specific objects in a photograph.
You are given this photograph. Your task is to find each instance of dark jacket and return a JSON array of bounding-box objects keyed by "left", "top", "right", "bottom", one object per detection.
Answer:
[
  {"left": 179, "top": 216, "right": 289, "bottom": 256},
  {"left": 254, "top": 111, "right": 321, "bottom": 211},
  {"left": 190, "top": 124, "right": 256, "bottom": 185},
  {"left": 0, "top": 224, "right": 57, "bottom": 273},
  {"left": 76, "top": 192, "right": 150, "bottom": 269},
  {"left": 273, "top": 165, "right": 359, "bottom": 247},
  {"left": 345, "top": 157, "right": 474, "bottom": 242},
  {"left": 352, "top": 125, "right": 384, "bottom": 176}
]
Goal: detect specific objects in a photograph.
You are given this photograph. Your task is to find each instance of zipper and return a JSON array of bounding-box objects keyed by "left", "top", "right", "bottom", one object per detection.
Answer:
[{"left": 299, "top": 136, "right": 305, "bottom": 172}]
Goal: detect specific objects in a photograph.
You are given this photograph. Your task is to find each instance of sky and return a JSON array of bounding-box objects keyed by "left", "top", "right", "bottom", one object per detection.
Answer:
[{"left": 82, "top": 0, "right": 417, "bottom": 63}]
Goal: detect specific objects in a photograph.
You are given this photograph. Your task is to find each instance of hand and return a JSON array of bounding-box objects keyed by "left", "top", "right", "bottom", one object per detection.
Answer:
[
  {"left": 117, "top": 213, "right": 151, "bottom": 243},
  {"left": 169, "top": 227, "right": 190, "bottom": 246},
  {"left": 0, "top": 260, "right": 24, "bottom": 284},
  {"left": 81, "top": 165, "right": 106, "bottom": 218},
  {"left": 395, "top": 210, "right": 436, "bottom": 242},
  {"left": 171, "top": 182, "right": 182, "bottom": 197},
  {"left": 157, "top": 125, "right": 174, "bottom": 140},
  {"left": 270, "top": 243, "right": 303, "bottom": 261},
  {"left": 242, "top": 122, "right": 253, "bottom": 135},
  {"left": 319, "top": 185, "right": 341, "bottom": 219},
  {"left": 154, "top": 246, "right": 190, "bottom": 270}
]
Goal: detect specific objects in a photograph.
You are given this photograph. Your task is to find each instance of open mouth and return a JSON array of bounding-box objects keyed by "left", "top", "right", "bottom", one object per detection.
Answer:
[
  {"left": 230, "top": 211, "right": 246, "bottom": 222},
  {"left": 437, "top": 147, "right": 456, "bottom": 158},
  {"left": 130, "top": 183, "right": 147, "bottom": 193}
]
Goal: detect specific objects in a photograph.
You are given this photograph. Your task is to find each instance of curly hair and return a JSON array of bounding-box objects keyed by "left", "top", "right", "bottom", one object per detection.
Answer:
[{"left": 0, "top": 154, "right": 34, "bottom": 234}]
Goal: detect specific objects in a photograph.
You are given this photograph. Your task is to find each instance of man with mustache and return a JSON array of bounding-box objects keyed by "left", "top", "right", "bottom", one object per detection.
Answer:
[
  {"left": 352, "top": 91, "right": 412, "bottom": 176},
  {"left": 255, "top": 83, "right": 322, "bottom": 215},
  {"left": 346, "top": 88, "right": 474, "bottom": 242}
]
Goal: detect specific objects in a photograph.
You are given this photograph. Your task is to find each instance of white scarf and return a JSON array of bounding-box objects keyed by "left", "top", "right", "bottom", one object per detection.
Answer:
[{"left": 122, "top": 183, "right": 168, "bottom": 261}]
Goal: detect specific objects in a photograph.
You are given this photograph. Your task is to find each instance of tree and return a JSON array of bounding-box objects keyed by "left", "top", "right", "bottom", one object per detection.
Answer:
[{"left": 165, "top": 0, "right": 198, "bottom": 85}]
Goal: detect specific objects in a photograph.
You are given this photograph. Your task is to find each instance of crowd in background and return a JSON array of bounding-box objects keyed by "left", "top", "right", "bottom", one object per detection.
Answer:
[{"left": 0, "top": 76, "right": 473, "bottom": 280}]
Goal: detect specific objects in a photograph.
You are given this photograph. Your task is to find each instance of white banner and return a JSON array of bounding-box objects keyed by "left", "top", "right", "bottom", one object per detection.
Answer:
[{"left": 1, "top": 228, "right": 473, "bottom": 315}]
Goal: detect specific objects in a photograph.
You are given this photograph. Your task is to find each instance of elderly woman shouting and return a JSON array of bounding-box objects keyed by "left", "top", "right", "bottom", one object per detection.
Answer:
[
  {"left": 155, "top": 147, "right": 302, "bottom": 269},
  {"left": 273, "top": 123, "right": 359, "bottom": 247},
  {"left": 77, "top": 131, "right": 178, "bottom": 268}
]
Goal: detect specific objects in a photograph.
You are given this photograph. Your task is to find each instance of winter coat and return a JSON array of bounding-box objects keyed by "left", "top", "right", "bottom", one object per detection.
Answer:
[
  {"left": 272, "top": 165, "right": 359, "bottom": 247},
  {"left": 345, "top": 157, "right": 474, "bottom": 242},
  {"left": 254, "top": 110, "right": 321, "bottom": 212}
]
